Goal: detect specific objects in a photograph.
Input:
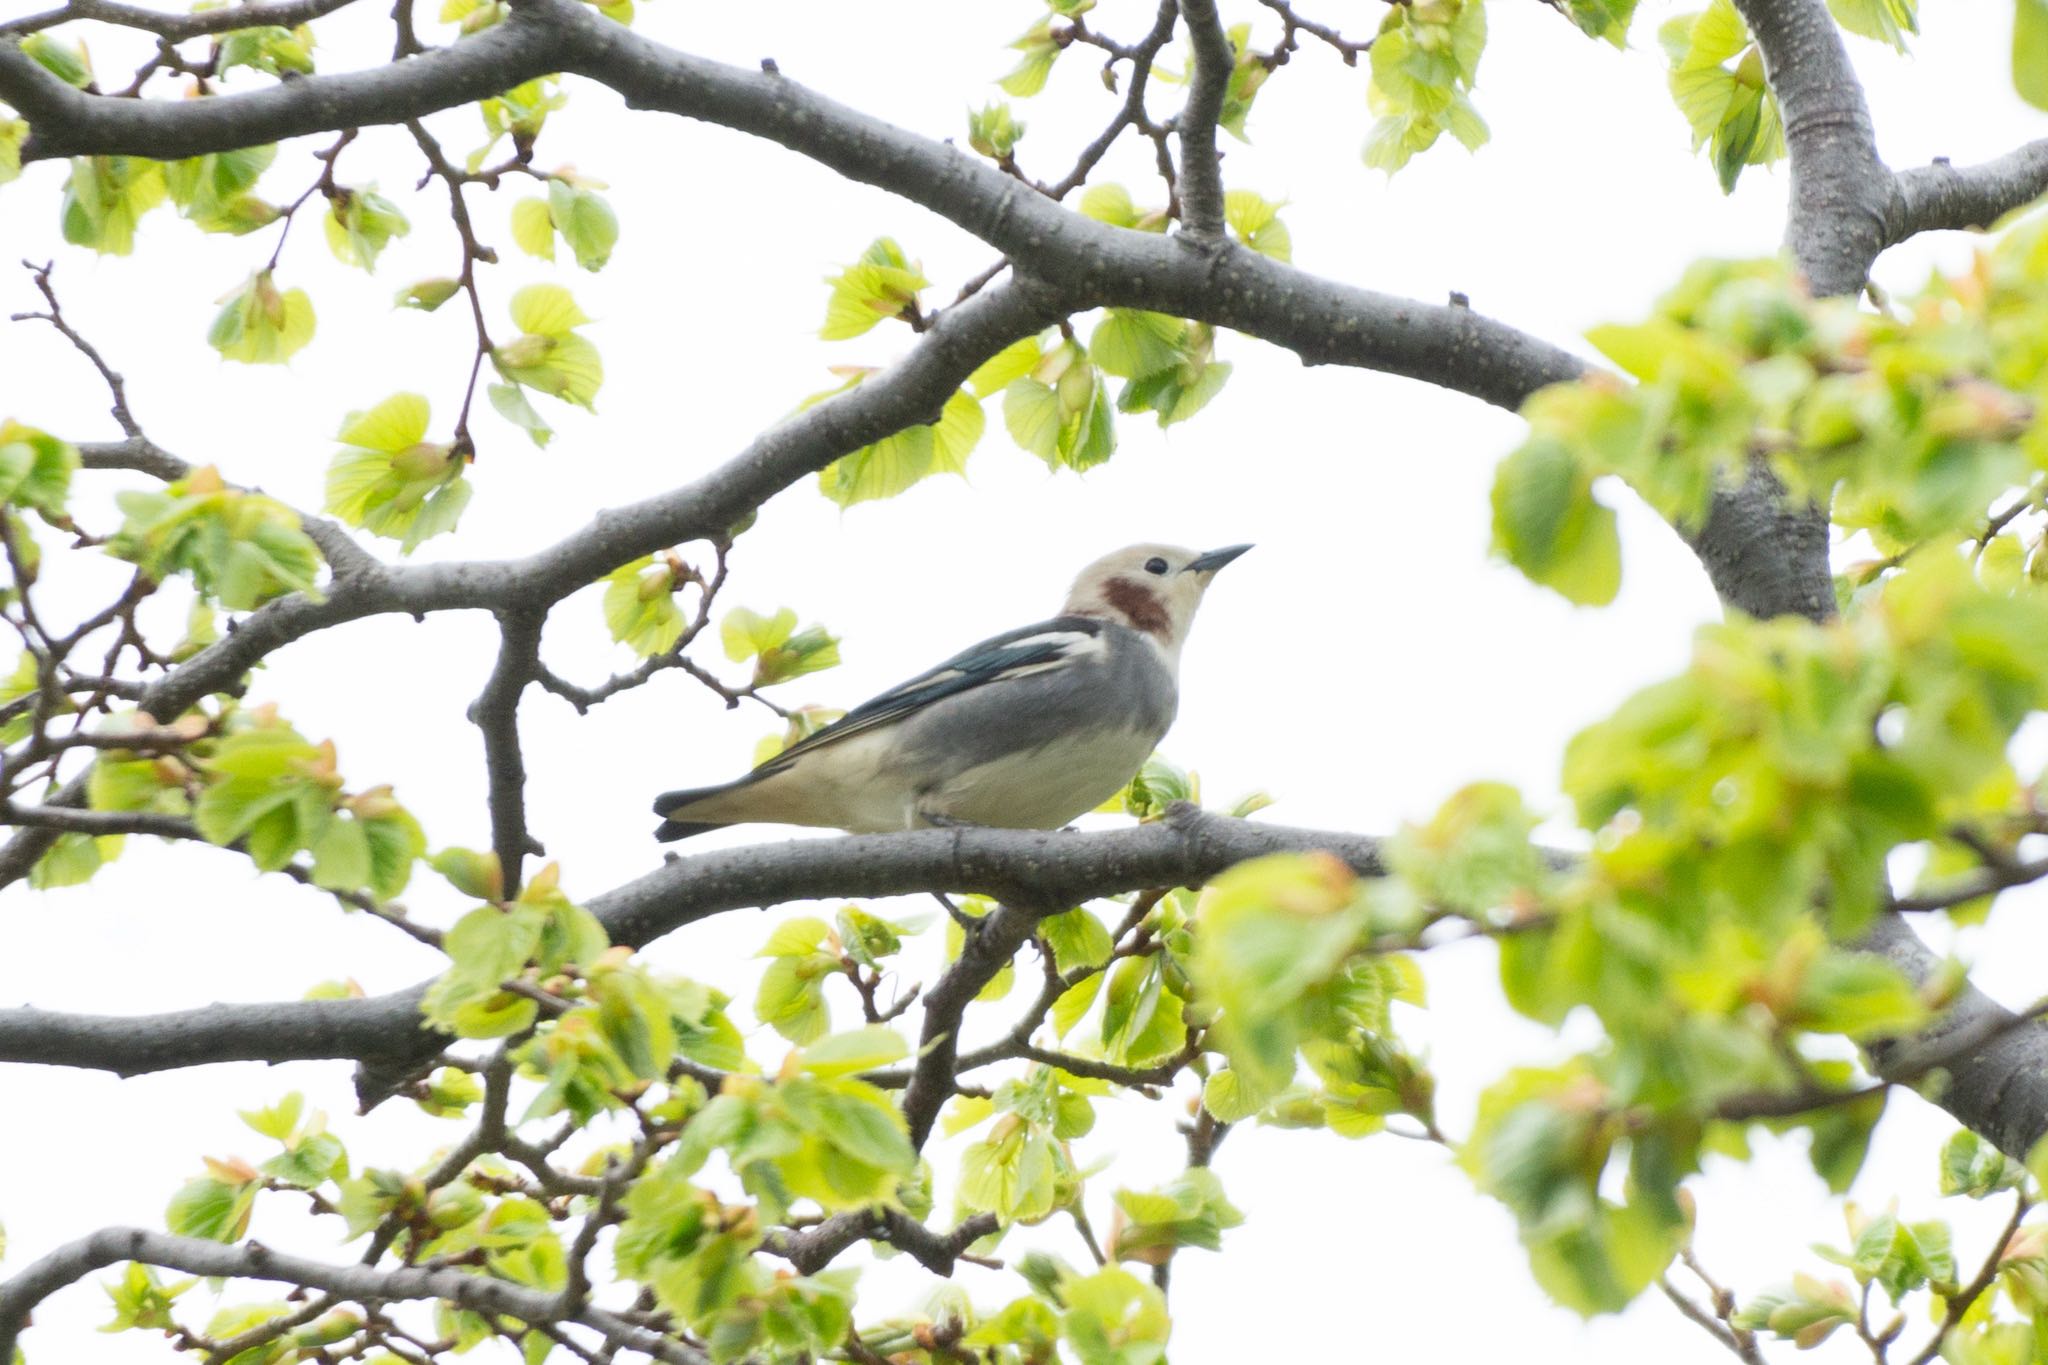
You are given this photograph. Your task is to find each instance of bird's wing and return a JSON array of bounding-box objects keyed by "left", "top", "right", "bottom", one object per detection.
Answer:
[{"left": 756, "top": 615, "right": 1106, "bottom": 773}]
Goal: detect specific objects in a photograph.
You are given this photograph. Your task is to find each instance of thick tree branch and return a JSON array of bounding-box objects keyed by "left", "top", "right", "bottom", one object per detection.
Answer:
[
  {"left": 1687, "top": 460, "right": 1835, "bottom": 623},
  {"left": 1890, "top": 141, "right": 2048, "bottom": 241},
  {"left": 1728, "top": 0, "right": 1891, "bottom": 298},
  {"left": 3, "top": 0, "right": 1586, "bottom": 416},
  {"left": 1173, "top": 0, "right": 1231, "bottom": 238},
  {"left": 0, "top": 7, "right": 562, "bottom": 160},
  {"left": 1861, "top": 914, "right": 2048, "bottom": 1159},
  {"left": 0, "top": 808, "right": 1386, "bottom": 1081},
  {"left": 0, "top": 1227, "right": 705, "bottom": 1365},
  {"left": 902, "top": 899, "right": 1044, "bottom": 1149}
]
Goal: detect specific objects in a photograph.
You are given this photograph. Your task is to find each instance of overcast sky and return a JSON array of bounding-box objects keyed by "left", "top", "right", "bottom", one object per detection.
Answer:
[{"left": 2, "top": 1, "right": 2046, "bottom": 1361}]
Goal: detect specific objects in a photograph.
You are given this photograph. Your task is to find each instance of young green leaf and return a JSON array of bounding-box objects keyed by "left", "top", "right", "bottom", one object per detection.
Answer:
[
  {"left": 207, "top": 271, "right": 316, "bottom": 364},
  {"left": 820, "top": 238, "right": 928, "bottom": 340},
  {"left": 324, "top": 393, "right": 471, "bottom": 552},
  {"left": 603, "top": 556, "right": 687, "bottom": 657},
  {"left": 323, "top": 187, "right": 411, "bottom": 270}
]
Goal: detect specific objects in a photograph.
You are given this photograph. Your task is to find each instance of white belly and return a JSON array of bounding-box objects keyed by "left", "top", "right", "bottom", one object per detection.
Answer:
[{"left": 917, "top": 728, "right": 1157, "bottom": 829}]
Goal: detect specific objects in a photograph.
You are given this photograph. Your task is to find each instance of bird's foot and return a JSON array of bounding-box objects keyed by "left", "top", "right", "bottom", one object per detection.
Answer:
[{"left": 919, "top": 812, "right": 989, "bottom": 831}]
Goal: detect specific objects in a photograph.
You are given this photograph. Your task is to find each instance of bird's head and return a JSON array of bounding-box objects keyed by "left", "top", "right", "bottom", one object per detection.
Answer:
[{"left": 1062, "top": 542, "right": 1252, "bottom": 662}]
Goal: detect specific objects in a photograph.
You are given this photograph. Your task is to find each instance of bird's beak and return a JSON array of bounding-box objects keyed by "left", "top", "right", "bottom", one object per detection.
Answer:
[{"left": 1184, "top": 544, "right": 1253, "bottom": 574}]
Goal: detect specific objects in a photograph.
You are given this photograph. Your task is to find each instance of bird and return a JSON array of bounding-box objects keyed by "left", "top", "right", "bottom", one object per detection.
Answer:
[{"left": 651, "top": 542, "right": 1251, "bottom": 840}]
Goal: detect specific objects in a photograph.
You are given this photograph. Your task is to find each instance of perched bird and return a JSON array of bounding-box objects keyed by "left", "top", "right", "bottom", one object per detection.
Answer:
[{"left": 652, "top": 542, "right": 1251, "bottom": 839}]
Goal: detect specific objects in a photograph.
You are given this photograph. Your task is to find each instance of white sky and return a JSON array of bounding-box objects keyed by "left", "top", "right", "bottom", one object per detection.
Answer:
[{"left": 2, "top": 1, "right": 2046, "bottom": 1361}]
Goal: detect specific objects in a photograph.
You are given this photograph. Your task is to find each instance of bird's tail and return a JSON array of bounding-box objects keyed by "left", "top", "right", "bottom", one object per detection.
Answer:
[{"left": 651, "top": 771, "right": 791, "bottom": 841}]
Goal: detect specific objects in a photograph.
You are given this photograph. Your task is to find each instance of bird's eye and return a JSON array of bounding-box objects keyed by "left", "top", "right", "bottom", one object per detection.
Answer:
[{"left": 1144, "top": 556, "right": 1170, "bottom": 576}]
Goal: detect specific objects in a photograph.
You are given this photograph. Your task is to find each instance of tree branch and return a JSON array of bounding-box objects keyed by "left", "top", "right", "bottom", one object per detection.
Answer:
[
  {"left": 470, "top": 609, "right": 543, "bottom": 894},
  {"left": 1173, "top": 0, "right": 1231, "bottom": 238},
  {"left": 1891, "top": 141, "right": 2048, "bottom": 241},
  {"left": 901, "top": 898, "right": 1045, "bottom": 1149},
  {"left": 0, "top": 0, "right": 364, "bottom": 40},
  {"left": 0, "top": 1227, "right": 705, "bottom": 1365},
  {"left": 1861, "top": 914, "right": 2048, "bottom": 1158},
  {"left": 1728, "top": 0, "right": 1891, "bottom": 298},
  {"left": 0, "top": 808, "right": 1386, "bottom": 1083},
  {"left": 0, "top": 7, "right": 562, "bottom": 161},
  {"left": 763, "top": 1210, "right": 999, "bottom": 1278}
]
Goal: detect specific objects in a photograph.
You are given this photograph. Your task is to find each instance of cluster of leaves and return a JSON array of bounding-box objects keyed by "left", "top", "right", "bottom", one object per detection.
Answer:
[
  {"left": 510, "top": 176, "right": 620, "bottom": 272},
  {"left": 1734, "top": 1131, "right": 2044, "bottom": 1355},
  {"left": 601, "top": 553, "right": 694, "bottom": 657},
  {"left": 721, "top": 606, "right": 840, "bottom": 688},
  {"left": 1493, "top": 234, "right": 2048, "bottom": 606},
  {"left": 0, "top": 420, "right": 77, "bottom": 525},
  {"left": 1661, "top": 0, "right": 1786, "bottom": 193},
  {"left": 88, "top": 703, "right": 426, "bottom": 894},
  {"left": 1364, "top": 0, "right": 1489, "bottom": 172},
  {"left": 108, "top": 466, "right": 322, "bottom": 610},
  {"left": 491, "top": 284, "right": 604, "bottom": 414},
  {"left": 325, "top": 393, "right": 472, "bottom": 552},
  {"left": 1407, "top": 538, "right": 2048, "bottom": 1313}
]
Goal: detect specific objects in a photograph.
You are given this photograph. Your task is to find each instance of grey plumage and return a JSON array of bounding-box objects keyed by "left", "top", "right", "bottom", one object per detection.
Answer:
[{"left": 652, "top": 542, "right": 1247, "bottom": 839}]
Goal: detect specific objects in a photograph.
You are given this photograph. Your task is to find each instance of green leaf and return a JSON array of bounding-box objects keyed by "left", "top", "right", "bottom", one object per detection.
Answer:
[
  {"left": 432, "top": 845, "right": 504, "bottom": 902},
  {"left": 22, "top": 33, "right": 91, "bottom": 87},
  {"left": 166, "top": 1174, "right": 256, "bottom": 1243},
  {"left": 1489, "top": 437, "right": 1622, "bottom": 606},
  {"left": 422, "top": 903, "right": 545, "bottom": 1037},
  {"left": 216, "top": 23, "right": 314, "bottom": 76},
  {"left": 1564, "top": 0, "right": 1639, "bottom": 45},
  {"left": 1111, "top": 1167, "right": 1244, "bottom": 1263},
  {"left": 1001, "top": 27, "right": 1059, "bottom": 97},
  {"left": 721, "top": 605, "right": 796, "bottom": 664},
  {"left": 0, "top": 117, "right": 26, "bottom": 186},
  {"left": 1003, "top": 343, "right": 1117, "bottom": 472},
  {"left": 1090, "top": 311, "right": 1184, "bottom": 380},
  {"left": 1060, "top": 1266, "right": 1169, "bottom": 1365},
  {"left": 1662, "top": 1, "right": 1785, "bottom": 190},
  {"left": 309, "top": 816, "right": 372, "bottom": 892},
  {"left": 1363, "top": 0, "right": 1490, "bottom": 172},
  {"left": 29, "top": 832, "right": 122, "bottom": 889},
  {"left": 820, "top": 238, "right": 928, "bottom": 340},
  {"left": 488, "top": 381, "right": 554, "bottom": 447},
  {"left": 1191, "top": 852, "right": 1368, "bottom": 1095},
  {"left": 817, "top": 389, "right": 986, "bottom": 506},
  {"left": 61, "top": 156, "right": 167, "bottom": 255},
  {"left": 1223, "top": 190, "right": 1291, "bottom": 262},
  {"left": 1938, "top": 1129, "right": 2025, "bottom": 1198},
  {"left": 325, "top": 394, "right": 468, "bottom": 552},
  {"left": 1040, "top": 907, "right": 1113, "bottom": 974},
  {"left": 0, "top": 422, "right": 78, "bottom": 519},
  {"left": 798, "top": 1025, "right": 909, "bottom": 1078},
  {"left": 493, "top": 332, "right": 603, "bottom": 411},
  {"left": 395, "top": 277, "right": 462, "bottom": 311},
  {"left": 323, "top": 187, "right": 410, "bottom": 270},
  {"left": 604, "top": 556, "right": 687, "bottom": 657},
  {"left": 207, "top": 271, "right": 316, "bottom": 364},
  {"left": 164, "top": 146, "right": 279, "bottom": 235},
  {"left": 509, "top": 283, "right": 590, "bottom": 337},
  {"left": 968, "top": 102, "right": 1026, "bottom": 159},
  {"left": 1827, "top": 0, "right": 1915, "bottom": 50},
  {"left": 109, "top": 466, "right": 323, "bottom": 609},
  {"left": 511, "top": 195, "right": 556, "bottom": 260},
  {"left": 547, "top": 178, "right": 619, "bottom": 271},
  {"left": 2020, "top": 0, "right": 2048, "bottom": 110}
]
